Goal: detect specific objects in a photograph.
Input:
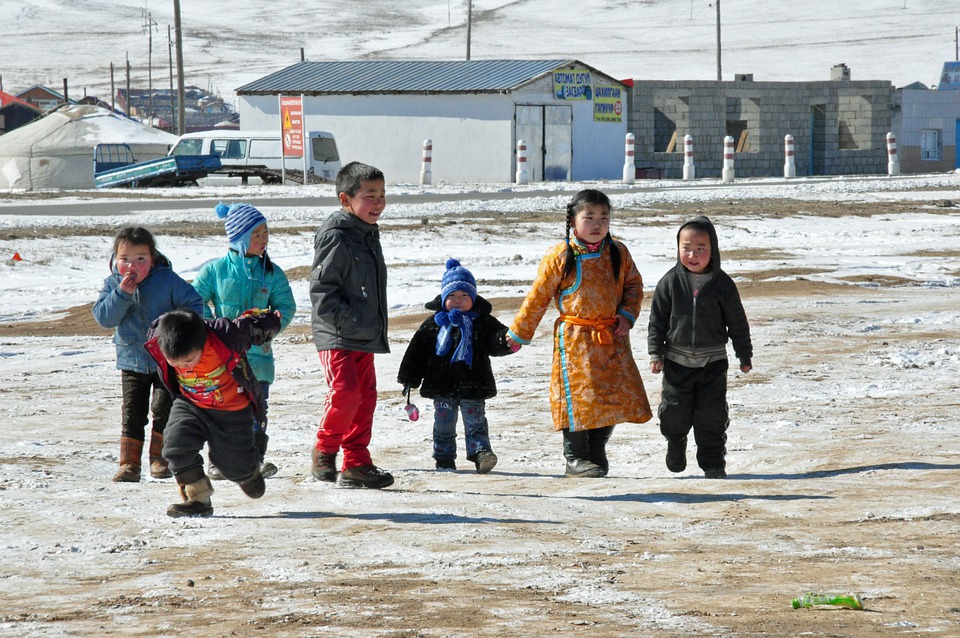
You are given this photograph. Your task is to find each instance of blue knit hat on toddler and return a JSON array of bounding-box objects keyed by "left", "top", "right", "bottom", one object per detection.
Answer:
[
  {"left": 440, "top": 258, "right": 477, "bottom": 305},
  {"left": 216, "top": 202, "right": 267, "bottom": 255}
]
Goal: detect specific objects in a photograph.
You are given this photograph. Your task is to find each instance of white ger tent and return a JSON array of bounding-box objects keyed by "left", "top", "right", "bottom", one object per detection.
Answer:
[{"left": 0, "top": 104, "right": 177, "bottom": 190}]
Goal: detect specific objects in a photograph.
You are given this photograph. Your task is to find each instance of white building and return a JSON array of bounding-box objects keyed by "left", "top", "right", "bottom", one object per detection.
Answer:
[
  {"left": 891, "top": 63, "right": 960, "bottom": 174},
  {"left": 236, "top": 59, "right": 628, "bottom": 184}
]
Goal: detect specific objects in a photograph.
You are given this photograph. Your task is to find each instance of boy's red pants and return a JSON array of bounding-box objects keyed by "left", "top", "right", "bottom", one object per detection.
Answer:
[{"left": 315, "top": 349, "right": 376, "bottom": 469}]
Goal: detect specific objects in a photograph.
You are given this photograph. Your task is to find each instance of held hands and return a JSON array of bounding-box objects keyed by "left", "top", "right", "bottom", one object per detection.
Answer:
[
  {"left": 505, "top": 335, "right": 522, "bottom": 352},
  {"left": 613, "top": 315, "right": 630, "bottom": 337}
]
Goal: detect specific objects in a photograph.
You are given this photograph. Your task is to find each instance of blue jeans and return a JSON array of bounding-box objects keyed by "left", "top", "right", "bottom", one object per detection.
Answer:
[{"left": 433, "top": 397, "right": 492, "bottom": 462}]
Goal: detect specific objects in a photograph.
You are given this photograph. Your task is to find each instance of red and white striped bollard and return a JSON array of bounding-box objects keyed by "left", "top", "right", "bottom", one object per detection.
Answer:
[
  {"left": 722, "top": 135, "right": 735, "bottom": 183},
  {"left": 784, "top": 134, "right": 796, "bottom": 178},
  {"left": 683, "top": 135, "right": 695, "bottom": 181},
  {"left": 886, "top": 132, "right": 900, "bottom": 176},
  {"left": 623, "top": 133, "right": 635, "bottom": 183},
  {"left": 516, "top": 139, "right": 529, "bottom": 184},
  {"left": 419, "top": 139, "right": 432, "bottom": 186}
]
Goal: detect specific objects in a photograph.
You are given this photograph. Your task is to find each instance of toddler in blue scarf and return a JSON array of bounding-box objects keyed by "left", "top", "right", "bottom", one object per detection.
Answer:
[{"left": 398, "top": 259, "right": 517, "bottom": 473}]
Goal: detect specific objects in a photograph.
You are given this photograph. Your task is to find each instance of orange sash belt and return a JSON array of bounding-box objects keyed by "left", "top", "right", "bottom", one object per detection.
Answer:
[{"left": 560, "top": 314, "right": 616, "bottom": 345}]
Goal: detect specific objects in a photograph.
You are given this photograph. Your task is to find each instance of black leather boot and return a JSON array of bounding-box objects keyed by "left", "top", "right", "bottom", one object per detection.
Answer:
[{"left": 562, "top": 429, "right": 604, "bottom": 478}]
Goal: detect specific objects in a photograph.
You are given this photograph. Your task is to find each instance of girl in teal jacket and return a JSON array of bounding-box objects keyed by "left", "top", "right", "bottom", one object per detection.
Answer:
[{"left": 193, "top": 203, "right": 296, "bottom": 479}]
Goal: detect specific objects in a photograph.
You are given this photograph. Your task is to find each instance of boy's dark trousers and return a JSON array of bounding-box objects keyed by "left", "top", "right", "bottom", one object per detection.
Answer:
[
  {"left": 658, "top": 358, "right": 729, "bottom": 470},
  {"left": 120, "top": 370, "right": 171, "bottom": 440},
  {"left": 162, "top": 397, "right": 260, "bottom": 483}
]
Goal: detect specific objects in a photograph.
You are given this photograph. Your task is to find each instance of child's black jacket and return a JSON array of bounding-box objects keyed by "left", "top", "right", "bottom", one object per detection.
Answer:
[{"left": 398, "top": 295, "right": 514, "bottom": 400}]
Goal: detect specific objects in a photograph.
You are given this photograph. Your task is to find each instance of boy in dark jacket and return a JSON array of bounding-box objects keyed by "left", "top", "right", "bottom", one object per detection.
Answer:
[
  {"left": 647, "top": 216, "right": 752, "bottom": 479},
  {"left": 398, "top": 259, "right": 516, "bottom": 473},
  {"left": 309, "top": 162, "right": 394, "bottom": 489},
  {"left": 145, "top": 308, "right": 281, "bottom": 517}
]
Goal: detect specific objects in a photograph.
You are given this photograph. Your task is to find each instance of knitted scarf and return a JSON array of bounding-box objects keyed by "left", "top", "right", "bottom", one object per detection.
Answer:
[{"left": 435, "top": 308, "right": 476, "bottom": 367}]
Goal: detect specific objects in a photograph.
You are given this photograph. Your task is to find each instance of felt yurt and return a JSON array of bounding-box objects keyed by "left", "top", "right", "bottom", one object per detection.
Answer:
[{"left": 0, "top": 104, "right": 177, "bottom": 190}]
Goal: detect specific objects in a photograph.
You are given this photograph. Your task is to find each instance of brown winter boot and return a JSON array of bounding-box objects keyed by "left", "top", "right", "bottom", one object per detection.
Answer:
[
  {"left": 148, "top": 430, "right": 172, "bottom": 479},
  {"left": 113, "top": 437, "right": 143, "bottom": 482},
  {"left": 167, "top": 469, "right": 214, "bottom": 518}
]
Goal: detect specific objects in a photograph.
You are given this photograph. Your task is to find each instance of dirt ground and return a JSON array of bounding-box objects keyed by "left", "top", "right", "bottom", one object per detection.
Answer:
[{"left": 1, "top": 196, "right": 959, "bottom": 637}]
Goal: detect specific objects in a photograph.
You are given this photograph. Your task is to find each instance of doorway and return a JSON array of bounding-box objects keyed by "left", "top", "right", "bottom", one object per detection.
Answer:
[{"left": 515, "top": 105, "right": 572, "bottom": 181}]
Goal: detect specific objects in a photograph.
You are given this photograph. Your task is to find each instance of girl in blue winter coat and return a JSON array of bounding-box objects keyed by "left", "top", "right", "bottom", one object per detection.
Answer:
[
  {"left": 93, "top": 227, "right": 203, "bottom": 482},
  {"left": 192, "top": 202, "right": 296, "bottom": 479}
]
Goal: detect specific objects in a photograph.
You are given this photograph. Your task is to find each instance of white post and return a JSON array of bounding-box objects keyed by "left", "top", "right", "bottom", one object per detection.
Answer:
[
  {"left": 419, "top": 138, "right": 432, "bottom": 186},
  {"left": 515, "top": 139, "right": 529, "bottom": 184},
  {"left": 784, "top": 134, "right": 796, "bottom": 178},
  {"left": 622, "top": 133, "right": 635, "bottom": 183},
  {"left": 886, "top": 132, "right": 900, "bottom": 176},
  {"left": 683, "top": 134, "right": 695, "bottom": 181},
  {"left": 722, "top": 135, "right": 735, "bottom": 183}
]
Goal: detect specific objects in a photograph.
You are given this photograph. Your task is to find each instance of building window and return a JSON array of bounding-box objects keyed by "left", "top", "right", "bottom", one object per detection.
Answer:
[{"left": 920, "top": 129, "right": 942, "bottom": 161}]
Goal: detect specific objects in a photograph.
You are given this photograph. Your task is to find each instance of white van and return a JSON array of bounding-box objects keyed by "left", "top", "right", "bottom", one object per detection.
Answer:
[{"left": 169, "top": 129, "right": 341, "bottom": 182}]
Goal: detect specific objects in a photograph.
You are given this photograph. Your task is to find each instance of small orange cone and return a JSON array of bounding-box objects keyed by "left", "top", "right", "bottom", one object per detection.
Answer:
[{"left": 11, "top": 252, "right": 22, "bottom": 262}]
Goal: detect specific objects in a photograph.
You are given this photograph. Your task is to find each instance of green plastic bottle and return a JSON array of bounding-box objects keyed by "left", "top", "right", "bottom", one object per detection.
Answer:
[{"left": 791, "top": 593, "right": 863, "bottom": 610}]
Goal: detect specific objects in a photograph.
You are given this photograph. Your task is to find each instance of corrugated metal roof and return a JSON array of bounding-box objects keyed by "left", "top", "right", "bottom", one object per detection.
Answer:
[{"left": 236, "top": 59, "right": 582, "bottom": 95}]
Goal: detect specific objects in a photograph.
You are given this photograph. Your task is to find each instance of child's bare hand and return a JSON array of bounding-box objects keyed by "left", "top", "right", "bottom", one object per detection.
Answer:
[
  {"left": 740, "top": 363, "right": 751, "bottom": 373},
  {"left": 118, "top": 271, "right": 139, "bottom": 294},
  {"left": 650, "top": 360, "right": 663, "bottom": 374},
  {"left": 505, "top": 335, "right": 521, "bottom": 352},
  {"left": 613, "top": 315, "right": 630, "bottom": 337}
]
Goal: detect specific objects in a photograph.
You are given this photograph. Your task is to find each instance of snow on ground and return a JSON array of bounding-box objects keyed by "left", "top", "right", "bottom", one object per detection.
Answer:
[{"left": 1, "top": 174, "right": 960, "bottom": 636}]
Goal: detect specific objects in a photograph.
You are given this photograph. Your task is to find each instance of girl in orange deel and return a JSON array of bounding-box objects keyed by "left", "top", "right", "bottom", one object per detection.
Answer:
[{"left": 506, "top": 189, "right": 652, "bottom": 478}]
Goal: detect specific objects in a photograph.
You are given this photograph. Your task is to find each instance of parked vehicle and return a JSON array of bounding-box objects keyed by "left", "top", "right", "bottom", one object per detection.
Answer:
[
  {"left": 93, "top": 143, "right": 221, "bottom": 188},
  {"left": 168, "top": 130, "right": 340, "bottom": 183}
]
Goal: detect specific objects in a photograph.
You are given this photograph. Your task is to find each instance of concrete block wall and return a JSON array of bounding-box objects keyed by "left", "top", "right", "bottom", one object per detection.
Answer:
[{"left": 628, "top": 79, "right": 894, "bottom": 179}]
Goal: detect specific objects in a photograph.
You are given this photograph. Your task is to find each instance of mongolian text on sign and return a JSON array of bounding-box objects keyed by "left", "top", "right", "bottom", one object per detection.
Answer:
[
  {"left": 938, "top": 61, "right": 960, "bottom": 90},
  {"left": 593, "top": 85, "right": 623, "bottom": 123},
  {"left": 554, "top": 71, "right": 592, "bottom": 100},
  {"left": 280, "top": 96, "right": 304, "bottom": 158}
]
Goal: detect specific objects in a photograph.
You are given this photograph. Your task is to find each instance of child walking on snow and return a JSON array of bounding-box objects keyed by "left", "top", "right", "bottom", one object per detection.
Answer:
[
  {"left": 398, "top": 259, "right": 517, "bottom": 473},
  {"left": 647, "top": 216, "right": 752, "bottom": 479},
  {"left": 309, "top": 161, "right": 394, "bottom": 489},
  {"left": 145, "top": 308, "right": 281, "bottom": 517},
  {"left": 506, "top": 189, "right": 652, "bottom": 478},
  {"left": 192, "top": 202, "right": 296, "bottom": 480},
  {"left": 92, "top": 227, "right": 203, "bottom": 482}
]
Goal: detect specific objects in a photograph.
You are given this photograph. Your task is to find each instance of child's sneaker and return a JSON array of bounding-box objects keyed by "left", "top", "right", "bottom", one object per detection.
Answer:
[
  {"left": 338, "top": 464, "right": 394, "bottom": 489},
  {"left": 666, "top": 437, "right": 687, "bottom": 473},
  {"left": 311, "top": 448, "right": 338, "bottom": 483},
  {"left": 474, "top": 451, "right": 498, "bottom": 474},
  {"left": 435, "top": 458, "right": 457, "bottom": 471}
]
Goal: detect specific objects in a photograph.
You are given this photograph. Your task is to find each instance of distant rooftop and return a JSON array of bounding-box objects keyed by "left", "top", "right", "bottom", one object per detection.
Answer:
[{"left": 236, "top": 59, "right": 607, "bottom": 95}]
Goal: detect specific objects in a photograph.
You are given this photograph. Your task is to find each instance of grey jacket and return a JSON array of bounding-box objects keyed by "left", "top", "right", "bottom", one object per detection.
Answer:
[{"left": 309, "top": 210, "right": 389, "bottom": 353}]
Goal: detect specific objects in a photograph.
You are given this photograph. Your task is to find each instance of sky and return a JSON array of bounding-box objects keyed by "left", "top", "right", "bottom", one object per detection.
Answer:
[{"left": 1, "top": 0, "right": 958, "bottom": 107}]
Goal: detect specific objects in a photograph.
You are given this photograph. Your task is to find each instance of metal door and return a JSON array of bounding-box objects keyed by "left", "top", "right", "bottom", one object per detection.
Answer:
[
  {"left": 544, "top": 105, "right": 572, "bottom": 181},
  {"left": 810, "top": 104, "right": 826, "bottom": 175},
  {"left": 516, "top": 105, "right": 544, "bottom": 182},
  {"left": 955, "top": 120, "right": 960, "bottom": 169}
]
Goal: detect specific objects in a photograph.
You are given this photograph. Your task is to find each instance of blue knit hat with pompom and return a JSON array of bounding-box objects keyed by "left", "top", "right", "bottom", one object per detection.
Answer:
[
  {"left": 216, "top": 202, "right": 267, "bottom": 254},
  {"left": 440, "top": 258, "right": 477, "bottom": 304}
]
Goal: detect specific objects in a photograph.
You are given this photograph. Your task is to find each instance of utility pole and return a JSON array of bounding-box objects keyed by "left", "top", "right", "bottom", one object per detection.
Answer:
[
  {"left": 173, "top": 0, "right": 185, "bottom": 135},
  {"left": 168, "top": 25, "right": 175, "bottom": 132},
  {"left": 715, "top": 0, "right": 722, "bottom": 81},
  {"left": 126, "top": 52, "right": 131, "bottom": 116},
  {"left": 466, "top": 0, "right": 472, "bottom": 61},
  {"left": 142, "top": 7, "right": 158, "bottom": 127}
]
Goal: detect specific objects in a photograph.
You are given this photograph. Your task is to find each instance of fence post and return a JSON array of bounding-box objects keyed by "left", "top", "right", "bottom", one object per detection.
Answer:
[
  {"left": 722, "top": 135, "right": 735, "bottom": 183},
  {"left": 784, "top": 134, "right": 796, "bottom": 178},
  {"left": 886, "top": 132, "right": 900, "bottom": 176},
  {"left": 515, "top": 139, "right": 529, "bottom": 184},
  {"left": 622, "top": 133, "right": 635, "bottom": 183},
  {"left": 683, "top": 134, "right": 695, "bottom": 181},
  {"left": 419, "top": 139, "right": 432, "bottom": 186}
]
